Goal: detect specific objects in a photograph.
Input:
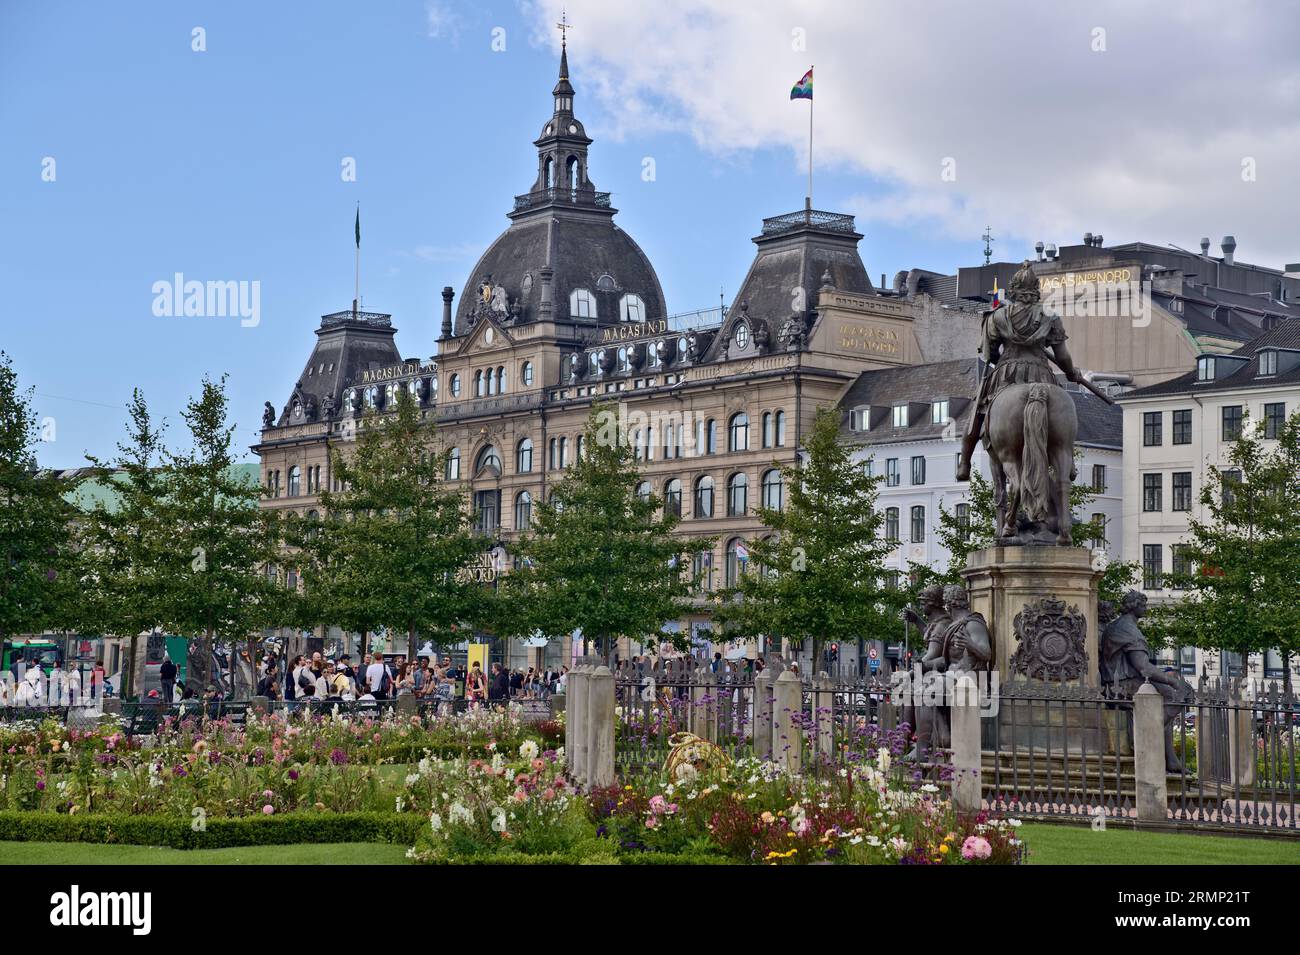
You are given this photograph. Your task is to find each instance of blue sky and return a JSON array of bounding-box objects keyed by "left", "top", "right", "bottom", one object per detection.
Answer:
[{"left": 6, "top": 1, "right": 1293, "bottom": 468}]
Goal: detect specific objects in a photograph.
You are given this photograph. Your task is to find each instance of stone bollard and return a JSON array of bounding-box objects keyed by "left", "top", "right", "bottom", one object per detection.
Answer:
[
  {"left": 772, "top": 670, "right": 803, "bottom": 774},
  {"left": 550, "top": 691, "right": 565, "bottom": 719},
  {"left": 395, "top": 693, "right": 417, "bottom": 718},
  {"left": 753, "top": 668, "right": 773, "bottom": 760},
  {"left": 569, "top": 666, "right": 590, "bottom": 784},
  {"left": 949, "top": 674, "right": 983, "bottom": 814},
  {"left": 1134, "top": 682, "right": 1169, "bottom": 824},
  {"left": 814, "top": 672, "right": 835, "bottom": 763},
  {"left": 587, "top": 666, "right": 616, "bottom": 789}
]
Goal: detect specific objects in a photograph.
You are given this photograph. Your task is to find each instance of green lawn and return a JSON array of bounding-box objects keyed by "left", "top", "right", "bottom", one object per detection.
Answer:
[
  {"left": 1, "top": 827, "right": 1295, "bottom": 865},
  {"left": 0, "top": 841, "right": 411, "bottom": 865},
  {"left": 1022, "top": 824, "right": 1300, "bottom": 865}
]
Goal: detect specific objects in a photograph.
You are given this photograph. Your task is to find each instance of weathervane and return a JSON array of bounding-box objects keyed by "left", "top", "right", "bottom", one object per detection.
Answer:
[
  {"left": 982, "top": 225, "right": 995, "bottom": 266},
  {"left": 556, "top": 9, "right": 571, "bottom": 48}
]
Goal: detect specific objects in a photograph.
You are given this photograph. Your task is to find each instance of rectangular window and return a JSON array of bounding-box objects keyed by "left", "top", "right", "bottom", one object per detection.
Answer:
[
  {"left": 1172, "top": 409, "right": 1192, "bottom": 445},
  {"left": 850, "top": 408, "right": 870, "bottom": 431},
  {"left": 1142, "top": 473, "right": 1162, "bottom": 512},
  {"left": 1259, "top": 350, "right": 1278, "bottom": 376},
  {"left": 910, "top": 505, "right": 926, "bottom": 543},
  {"left": 886, "top": 458, "right": 900, "bottom": 487},
  {"left": 884, "top": 508, "right": 899, "bottom": 543},
  {"left": 911, "top": 455, "right": 926, "bottom": 485},
  {"left": 1264, "top": 402, "right": 1285, "bottom": 439},
  {"left": 1143, "top": 411, "right": 1162, "bottom": 446},
  {"left": 932, "top": 399, "right": 949, "bottom": 424},
  {"left": 1172, "top": 472, "right": 1192, "bottom": 511},
  {"left": 1171, "top": 544, "right": 1192, "bottom": 588},
  {"left": 892, "top": 405, "right": 908, "bottom": 428},
  {"left": 1222, "top": 405, "right": 1243, "bottom": 441},
  {"left": 1264, "top": 648, "right": 1285, "bottom": 678},
  {"left": 1221, "top": 468, "right": 1242, "bottom": 506},
  {"left": 1142, "top": 544, "right": 1163, "bottom": 590},
  {"left": 1197, "top": 357, "right": 1215, "bottom": 381},
  {"left": 1091, "top": 464, "right": 1106, "bottom": 493}
]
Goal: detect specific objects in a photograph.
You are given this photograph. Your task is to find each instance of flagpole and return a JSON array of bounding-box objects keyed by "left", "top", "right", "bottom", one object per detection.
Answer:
[
  {"left": 354, "top": 202, "right": 360, "bottom": 317},
  {"left": 807, "top": 65, "right": 814, "bottom": 215}
]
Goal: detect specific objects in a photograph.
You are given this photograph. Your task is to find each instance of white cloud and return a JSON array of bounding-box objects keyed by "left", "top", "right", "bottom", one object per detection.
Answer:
[
  {"left": 526, "top": 0, "right": 1300, "bottom": 266},
  {"left": 425, "top": 1, "right": 463, "bottom": 41}
]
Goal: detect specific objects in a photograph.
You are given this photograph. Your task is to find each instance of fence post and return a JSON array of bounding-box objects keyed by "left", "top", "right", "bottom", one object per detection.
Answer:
[
  {"left": 567, "top": 666, "right": 589, "bottom": 784},
  {"left": 950, "top": 674, "right": 982, "bottom": 814},
  {"left": 754, "top": 668, "right": 773, "bottom": 759},
  {"left": 587, "top": 665, "right": 616, "bottom": 789},
  {"left": 1134, "top": 682, "right": 1169, "bottom": 824},
  {"left": 1227, "top": 688, "right": 1256, "bottom": 788},
  {"left": 550, "top": 690, "right": 565, "bottom": 720},
  {"left": 772, "top": 670, "right": 802, "bottom": 774},
  {"left": 815, "top": 671, "right": 834, "bottom": 763},
  {"left": 692, "top": 668, "right": 717, "bottom": 743}
]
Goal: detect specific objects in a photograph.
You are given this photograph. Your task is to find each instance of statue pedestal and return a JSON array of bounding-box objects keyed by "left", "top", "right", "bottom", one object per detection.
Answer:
[{"left": 961, "top": 546, "right": 1101, "bottom": 689}]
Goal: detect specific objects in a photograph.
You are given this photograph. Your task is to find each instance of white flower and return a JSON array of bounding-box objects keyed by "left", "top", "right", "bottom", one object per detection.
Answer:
[
  {"left": 519, "top": 739, "right": 539, "bottom": 761},
  {"left": 888, "top": 836, "right": 909, "bottom": 856},
  {"left": 920, "top": 783, "right": 940, "bottom": 794},
  {"left": 430, "top": 812, "right": 442, "bottom": 832},
  {"left": 405, "top": 773, "right": 420, "bottom": 786},
  {"left": 490, "top": 807, "right": 508, "bottom": 832}
]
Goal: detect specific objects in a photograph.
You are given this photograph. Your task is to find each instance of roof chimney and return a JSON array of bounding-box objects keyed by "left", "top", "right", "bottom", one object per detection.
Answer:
[
  {"left": 1199, "top": 237, "right": 1211, "bottom": 256},
  {"left": 1220, "top": 235, "right": 1236, "bottom": 266},
  {"left": 440, "top": 287, "right": 454, "bottom": 339}
]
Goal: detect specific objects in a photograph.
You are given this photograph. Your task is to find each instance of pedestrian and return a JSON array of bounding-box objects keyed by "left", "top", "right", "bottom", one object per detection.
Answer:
[
  {"left": 366, "top": 651, "right": 392, "bottom": 699},
  {"left": 466, "top": 661, "right": 488, "bottom": 707},
  {"left": 489, "top": 663, "right": 509, "bottom": 703},
  {"left": 158, "top": 653, "right": 178, "bottom": 704}
]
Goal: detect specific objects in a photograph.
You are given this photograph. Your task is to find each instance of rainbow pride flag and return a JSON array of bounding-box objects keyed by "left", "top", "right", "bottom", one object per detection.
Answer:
[{"left": 790, "top": 67, "right": 813, "bottom": 100}]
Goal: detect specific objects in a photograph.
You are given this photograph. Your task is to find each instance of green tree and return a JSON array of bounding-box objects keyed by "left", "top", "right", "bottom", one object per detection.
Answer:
[
  {"left": 155, "top": 376, "right": 284, "bottom": 694},
  {"left": 1152, "top": 410, "right": 1300, "bottom": 683},
  {"left": 714, "top": 407, "right": 901, "bottom": 667},
  {"left": 504, "top": 405, "right": 707, "bottom": 660},
  {"left": 76, "top": 390, "right": 169, "bottom": 699},
  {"left": 0, "top": 351, "right": 78, "bottom": 645},
  {"left": 305, "top": 391, "right": 488, "bottom": 660},
  {"left": 911, "top": 461, "right": 1138, "bottom": 606}
]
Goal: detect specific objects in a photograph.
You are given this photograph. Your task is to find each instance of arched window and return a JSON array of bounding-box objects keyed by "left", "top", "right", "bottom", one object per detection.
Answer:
[
  {"left": 566, "top": 154, "right": 579, "bottom": 193},
  {"left": 725, "top": 538, "right": 747, "bottom": 587},
  {"left": 521, "top": 361, "right": 534, "bottom": 387},
  {"left": 694, "top": 476, "right": 715, "bottom": 518},
  {"left": 910, "top": 505, "right": 926, "bottom": 543},
  {"left": 445, "top": 448, "right": 461, "bottom": 480},
  {"left": 632, "top": 429, "right": 642, "bottom": 461},
  {"left": 449, "top": 373, "right": 461, "bottom": 398},
  {"left": 884, "top": 507, "right": 899, "bottom": 542},
  {"left": 287, "top": 465, "right": 301, "bottom": 497},
  {"left": 775, "top": 410, "right": 786, "bottom": 447},
  {"left": 497, "top": 366, "right": 507, "bottom": 394},
  {"left": 559, "top": 436, "right": 569, "bottom": 467},
  {"left": 636, "top": 480, "right": 651, "bottom": 503},
  {"left": 575, "top": 435, "right": 585, "bottom": 461},
  {"left": 664, "top": 478, "right": 682, "bottom": 517},
  {"left": 617, "top": 346, "right": 629, "bottom": 372},
  {"left": 385, "top": 382, "right": 399, "bottom": 407},
  {"left": 620, "top": 294, "right": 646, "bottom": 323},
  {"left": 570, "top": 288, "right": 596, "bottom": 319},
  {"left": 693, "top": 550, "right": 713, "bottom": 593},
  {"left": 727, "top": 472, "right": 748, "bottom": 516},
  {"left": 474, "top": 370, "right": 485, "bottom": 398},
  {"left": 543, "top": 156, "right": 554, "bottom": 189},
  {"left": 515, "top": 491, "right": 532, "bottom": 530},
  {"left": 549, "top": 437, "right": 559, "bottom": 470},
  {"left": 365, "top": 385, "right": 379, "bottom": 408},
  {"left": 761, "top": 469, "right": 783, "bottom": 511},
  {"left": 734, "top": 322, "right": 749, "bottom": 350},
  {"left": 697, "top": 418, "right": 717, "bottom": 455},
  {"left": 728, "top": 413, "right": 749, "bottom": 452},
  {"left": 431, "top": 376, "right": 439, "bottom": 400},
  {"left": 516, "top": 438, "right": 533, "bottom": 473},
  {"left": 665, "top": 423, "right": 676, "bottom": 459},
  {"left": 408, "top": 379, "right": 422, "bottom": 403},
  {"left": 475, "top": 445, "right": 502, "bottom": 475},
  {"left": 588, "top": 352, "right": 600, "bottom": 376},
  {"left": 762, "top": 412, "right": 774, "bottom": 449}
]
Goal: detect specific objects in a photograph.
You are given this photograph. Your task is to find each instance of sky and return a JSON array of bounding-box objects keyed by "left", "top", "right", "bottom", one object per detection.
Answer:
[{"left": 4, "top": 0, "right": 1298, "bottom": 469}]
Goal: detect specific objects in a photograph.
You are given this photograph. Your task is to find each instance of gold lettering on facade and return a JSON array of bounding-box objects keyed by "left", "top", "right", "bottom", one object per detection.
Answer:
[
  {"left": 599, "top": 319, "right": 668, "bottom": 344},
  {"left": 1038, "top": 268, "right": 1133, "bottom": 292},
  {"left": 837, "top": 322, "right": 900, "bottom": 355}
]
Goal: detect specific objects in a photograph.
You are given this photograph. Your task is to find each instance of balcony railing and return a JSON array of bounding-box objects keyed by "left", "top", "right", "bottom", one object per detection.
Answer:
[
  {"left": 320, "top": 309, "right": 392, "bottom": 328},
  {"left": 760, "top": 209, "right": 857, "bottom": 237},
  {"left": 512, "top": 187, "right": 612, "bottom": 213}
]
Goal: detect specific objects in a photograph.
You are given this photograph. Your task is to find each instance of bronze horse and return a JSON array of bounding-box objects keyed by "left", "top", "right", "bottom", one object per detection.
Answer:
[{"left": 985, "top": 381, "right": 1078, "bottom": 546}]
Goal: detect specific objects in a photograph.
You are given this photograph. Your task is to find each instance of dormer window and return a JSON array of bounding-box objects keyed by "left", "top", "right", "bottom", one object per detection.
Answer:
[
  {"left": 932, "top": 399, "right": 950, "bottom": 424},
  {"left": 892, "top": 405, "right": 909, "bottom": 428},
  {"left": 1259, "top": 349, "right": 1278, "bottom": 376},
  {"left": 597, "top": 273, "right": 617, "bottom": 292},
  {"left": 850, "top": 407, "right": 871, "bottom": 432},
  {"left": 734, "top": 322, "right": 749, "bottom": 350},
  {"left": 570, "top": 288, "right": 596, "bottom": 319},
  {"left": 620, "top": 293, "right": 645, "bottom": 322},
  {"left": 1197, "top": 356, "right": 1216, "bottom": 381}
]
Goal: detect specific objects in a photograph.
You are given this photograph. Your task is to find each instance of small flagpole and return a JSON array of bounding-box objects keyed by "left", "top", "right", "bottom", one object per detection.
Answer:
[
  {"left": 807, "top": 65, "right": 814, "bottom": 216},
  {"left": 353, "top": 202, "right": 360, "bottom": 317}
]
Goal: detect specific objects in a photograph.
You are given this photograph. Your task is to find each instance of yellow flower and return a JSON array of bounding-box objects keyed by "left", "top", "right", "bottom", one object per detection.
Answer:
[{"left": 939, "top": 844, "right": 950, "bottom": 854}]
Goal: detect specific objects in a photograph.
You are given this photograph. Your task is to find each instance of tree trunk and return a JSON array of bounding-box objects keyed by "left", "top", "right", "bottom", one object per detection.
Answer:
[
  {"left": 186, "top": 627, "right": 215, "bottom": 697},
  {"left": 360, "top": 630, "right": 370, "bottom": 662},
  {"left": 124, "top": 632, "right": 139, "bottom": 699},
  {"left": 408, "top": 625, "right": 417, "bottom": 663}
]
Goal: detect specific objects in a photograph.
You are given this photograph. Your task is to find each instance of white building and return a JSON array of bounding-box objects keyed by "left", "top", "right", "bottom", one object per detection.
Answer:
[
  {"left": 838, "top": 357, "right": 1125, "bottom": 583},
  {"left": 1117, "top": 319, "right": 1300, "bottom": 684}
]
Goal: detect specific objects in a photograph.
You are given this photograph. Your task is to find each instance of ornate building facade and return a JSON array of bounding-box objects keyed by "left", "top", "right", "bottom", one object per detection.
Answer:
[{"left": 253, "top": 46, "right": 978, "bottom": 664}]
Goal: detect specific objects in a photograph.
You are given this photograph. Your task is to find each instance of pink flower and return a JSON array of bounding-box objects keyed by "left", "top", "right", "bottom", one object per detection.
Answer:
[
  {"left": 648, "top": 794, "right": 668, "bottom": 814},
  {"left": 961, "top": 835, "right": 992, "bottom": 860},
  {"left": 262, "top": 804, "right": 275, "bottom": 815},
  {"left": 645, "top": 816, "right": 659, "bottom": 829},
  {"left": 513, "top": 789, "right": 527, "bottom": 803},
  {"left": 262, "top": 789, "right": 274, "bottom": 799},
  {"left": 541, "top": 789, "right": 556, "bottom": 802}
]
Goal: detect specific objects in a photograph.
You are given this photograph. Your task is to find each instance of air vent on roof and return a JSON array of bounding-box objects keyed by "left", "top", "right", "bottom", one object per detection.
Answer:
[{"left": 1221, "top": 236, "right": 1236, "bottom": 266}]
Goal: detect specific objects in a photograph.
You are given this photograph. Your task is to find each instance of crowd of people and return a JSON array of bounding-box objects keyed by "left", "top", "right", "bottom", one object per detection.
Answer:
[{"left": 252, "top": 650, "right": 569, "bottom": 707}]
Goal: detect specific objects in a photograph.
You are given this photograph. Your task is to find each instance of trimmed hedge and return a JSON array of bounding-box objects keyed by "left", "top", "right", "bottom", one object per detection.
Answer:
[
  {"left": 0, "top": 811, "right": 424, "bottom": 850},
  {"left": 417, "top": 850, "right": 736, "bottom": 866}
]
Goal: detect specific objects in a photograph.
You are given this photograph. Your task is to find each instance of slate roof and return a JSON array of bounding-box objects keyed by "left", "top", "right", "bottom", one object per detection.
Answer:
[
  {"left": 1120, "top": 318, "right": 1300, "bottom": 399},
  {"left": 836, "top": 358, "right": 1121, "bottom": 449}
]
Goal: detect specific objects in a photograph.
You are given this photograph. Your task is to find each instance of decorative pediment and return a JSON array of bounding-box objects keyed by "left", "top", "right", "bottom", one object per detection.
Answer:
[{"left": 455, "top": 316, "right": 515, "bottom": 356}]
